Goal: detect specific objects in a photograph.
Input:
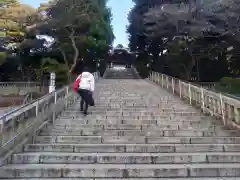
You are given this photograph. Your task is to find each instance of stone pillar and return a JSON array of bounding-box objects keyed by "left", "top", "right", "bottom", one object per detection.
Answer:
[{"left": 49, "top": 72, "right": 56, "bottom": 93}]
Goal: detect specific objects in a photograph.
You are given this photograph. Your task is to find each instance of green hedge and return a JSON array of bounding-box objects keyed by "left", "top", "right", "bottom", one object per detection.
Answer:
[
  {"left": 0, "top": 52, "right": 7, "bottom": 65},
  {"left": 0, "top": 31, "right": 6, "bottom": 37},
  {"left": 215, "top": 77, "right": 240, "bottom": 95},
  {"left": 134, "top": 62, "right": 149, "bottom": 78}
]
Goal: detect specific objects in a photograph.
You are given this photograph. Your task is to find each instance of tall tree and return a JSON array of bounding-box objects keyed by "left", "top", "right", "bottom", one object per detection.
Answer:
[
  {"left": 0, "top": 0, "right": 36, "bottom": 50},
  {"left": 34, "top": 0, "right": 114, "bottom": 74},
  {"left": 128, "top": 0, "right": 240, "bottom": 81}
]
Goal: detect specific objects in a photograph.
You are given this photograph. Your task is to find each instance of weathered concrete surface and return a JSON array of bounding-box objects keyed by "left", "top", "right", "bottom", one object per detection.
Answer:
[
  {"left": 1, "top": 78, "right": 240, "bottom": 179},
  {"left": 104, "top": 68, "right": 140, "bottom": 79}
]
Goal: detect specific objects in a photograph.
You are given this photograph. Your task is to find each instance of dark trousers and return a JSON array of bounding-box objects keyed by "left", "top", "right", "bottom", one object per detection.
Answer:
[{"left": 78, "top": 89, "right": 94, "bottom": 113}]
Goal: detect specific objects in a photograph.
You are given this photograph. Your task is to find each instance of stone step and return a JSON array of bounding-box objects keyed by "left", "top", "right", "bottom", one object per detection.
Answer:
[
  {"left": 83, "top": 101, "right": 183, "bottom": 104},
  {"left": 12, "top": 152, "right": 240, "bottom": 164},
  {"left": 90, "top": 102, "right": 182, "bottom": 105},
  {"left": 24, "top": 143, "right": 232, "bottom": 153},
  {"left": 1, "top": 163, "right": 240, "bottom": 178},
  {"left": 3, "top": 78, "right": 240, "bottom": 179},
  {"left": 58, "top": 118, "right": 208, "bottom": 123},
  {"left": 59, "top": 115, "right": 205, "bottom": 120},
  {"left": 68, "top": 106, "right": 193, "bottom": 109},
  {"left": 49, "top": 121, "right": 218, "bottom": 129},
  {"left": 45, "top": 123, "right": 222, "bottom": 131},
  {"left": 59, "top": 114, "right": 205, "bottom": 119},
  {"left": 57, "top": 115, "right": 212, "bottom": 121},
  {"left": 40, "top": 129, "right": 236, "bottom": 137},
  {"left": 70, "top": 105, "right": 193, "bottom": 109},
  {"left": 63, "top": 109, "right": 197, "bottom": 115},
  {"left": 72, "top": 109, "right": 195, "bottom": 113},
  {"left": 69, "top": 108, "right": 193, "bottom": 112},
  {"left": 83, "top": 99, "right": 184, "bottom": 102},
  {"left": 35, "top": 136, "right": 240, "bottom": 144},
  {"left": 59, "top": 113, "right": 201, "bottom": 119},
  {"left": 69, "top": 104, "right": 191, "bottom": 109},
  {"left": 72, "top": 103, "right": 191, "bottom": 106},
  {"left": 0, "top": 178, "right": 239, "bottom": 180},
  {"left": 93, "top": 100, "right": 192, "bottom": 103},
  {"left": 53, "top": 119, "right": 214, "bottom": 126},
  {"left": 71, "top": 102, "right": 192, "bottom": 106},
  {"left": 86, "top": 98, "right": 180, "bottom": 100}
]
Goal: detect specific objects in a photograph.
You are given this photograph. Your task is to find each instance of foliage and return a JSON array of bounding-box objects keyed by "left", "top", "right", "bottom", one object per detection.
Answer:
[
  {"left": 40, "top": 57, "right": 69, "bottom": 85},
  {"left": 116, "top": 44, "right": 124, "bottom": 49},
  {"left": 33, "top": 0, "right": 114, "bottom": 74},
  {"left": 216, "top": 77, "right": 240, "bottom": 95},
  {"left": 128, "top": 0, "right": 240, "bottom": 82},
  {"left": 0, "top": 0, "right": 17, "bottom": 7},
  {"left": 0, "top": 0, "right": 114, "bottom": 84},
  {"left": 135, "top": 55, "right": 150, "bottom": 78},
  {"left": 0, "top": 0, "right": 36, "bottom": 50},
  {"left": 0, "top": 52, "right": 7, "bottom": 65}
]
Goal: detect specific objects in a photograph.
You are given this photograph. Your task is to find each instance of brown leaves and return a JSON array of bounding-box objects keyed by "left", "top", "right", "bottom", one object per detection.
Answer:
[{"left": 0, "top": 2, "right": 36, "bottom": 31}]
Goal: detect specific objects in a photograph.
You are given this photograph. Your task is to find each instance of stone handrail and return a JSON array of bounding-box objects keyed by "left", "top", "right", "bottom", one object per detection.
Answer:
[
  {"left": 93, "top": 71, "right": 100, "bottom": 81},
  {"left": 0, "top": 82, "right": 42, "bottom": 87},
  {"left": 0, "top": 71, "right": 100, "bottom": 166},
  {"left": 0, "top": 82, "right": 47, "bottom": 95},
  {"left": 22, "top": 93, "right": 33, "bottom": 105},
  {"left": 149, "top": 71, "right": 240, "bottom": 128}
]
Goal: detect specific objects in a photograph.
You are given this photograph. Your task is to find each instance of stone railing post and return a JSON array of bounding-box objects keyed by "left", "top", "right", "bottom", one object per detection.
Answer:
[
  {"left": 219, "top": 93, "right": 225, "bottom": 125},
  {"left": 0, "top": 82, "right": 79, "bottom": 166},
  {"left": 149, "top": 71, "right": 240, "bottom": 129},
  {"left": 149, "top": 72, "right": 151, "bottom": 81},
  {"left": 35, "top": 102, "right": 39, "bottom": 116},
  {"left": 188, "top": 84, "right": 192, "bottom": 105},
  {"left": 234, "top": 106, "right": 240, "bottom": 124},
  {"left": 201, "top": 87, "right": 205, "bottom": 113},
  {"left": 172, "top": 77, "right": 174, "bottom": 94},
  {"left": 65, "top": 86, "right": 69, "bottom": 108},
  {"left": 0, "top": 116, "right": 6, "bottom": 145},
  {"left": 161, "top": 74, "right": 164, "bottom": 88},
  {"left": 166, "top": 76, "right": 169, "bottom": 89},
  {"left": 155, "top": 72, "right": 157, "bottom": 83},
  {"left": 179, "top": 80, "right": 182, "bottom": 98},
  {"left": 52, "top": 91, "right": 57, "bottom": 124},
  {"left": 66, "top": 86, "right": 69, "bottom": 95}
]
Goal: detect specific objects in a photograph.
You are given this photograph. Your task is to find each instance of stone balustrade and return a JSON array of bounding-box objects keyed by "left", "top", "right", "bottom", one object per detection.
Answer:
[
  {"left": 93, "top": 71, "right": 100, "bottom": 81},
  {"left": 0, "top": 82, "right": 46, "bottom": 95},
  {"left": 0, "top": 71, "right": 100, "bottom": 166},
  {"left": 197, "top": 82, "right": 216, "bottom": 89},
  {"left": 149, "top": 71, "right": 240, "bottom": 129},
  {"left": 0, "top": 82, "right": 41, "bottom": 87}
]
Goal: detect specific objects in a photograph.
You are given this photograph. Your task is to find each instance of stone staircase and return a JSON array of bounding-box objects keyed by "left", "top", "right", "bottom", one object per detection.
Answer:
[
  {"left": 104, "top": 67, "right": 139, "bottom": 79},
  {"left": 1, "top": 77, "right": 240, "bottom": 178}
]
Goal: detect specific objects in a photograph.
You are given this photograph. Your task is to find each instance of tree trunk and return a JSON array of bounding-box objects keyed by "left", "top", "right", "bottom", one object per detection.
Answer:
[
  {"left": 19, "top": 64, "right": 25, "bottom": 81},
  {"left": 59, "top": 48, "right": 71, "bottom": 83},
  {"left": 182, "top": 57, "right": 196, "bottom": 81},
  {"left": 39, "top": 69, "right": 44, "bottom": 93},
  {"left": 69, "top": 29, "right": 80, "bottom": 73},
  {"left": 59, "top": 48, "right": 68, "bottom": 67}
]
